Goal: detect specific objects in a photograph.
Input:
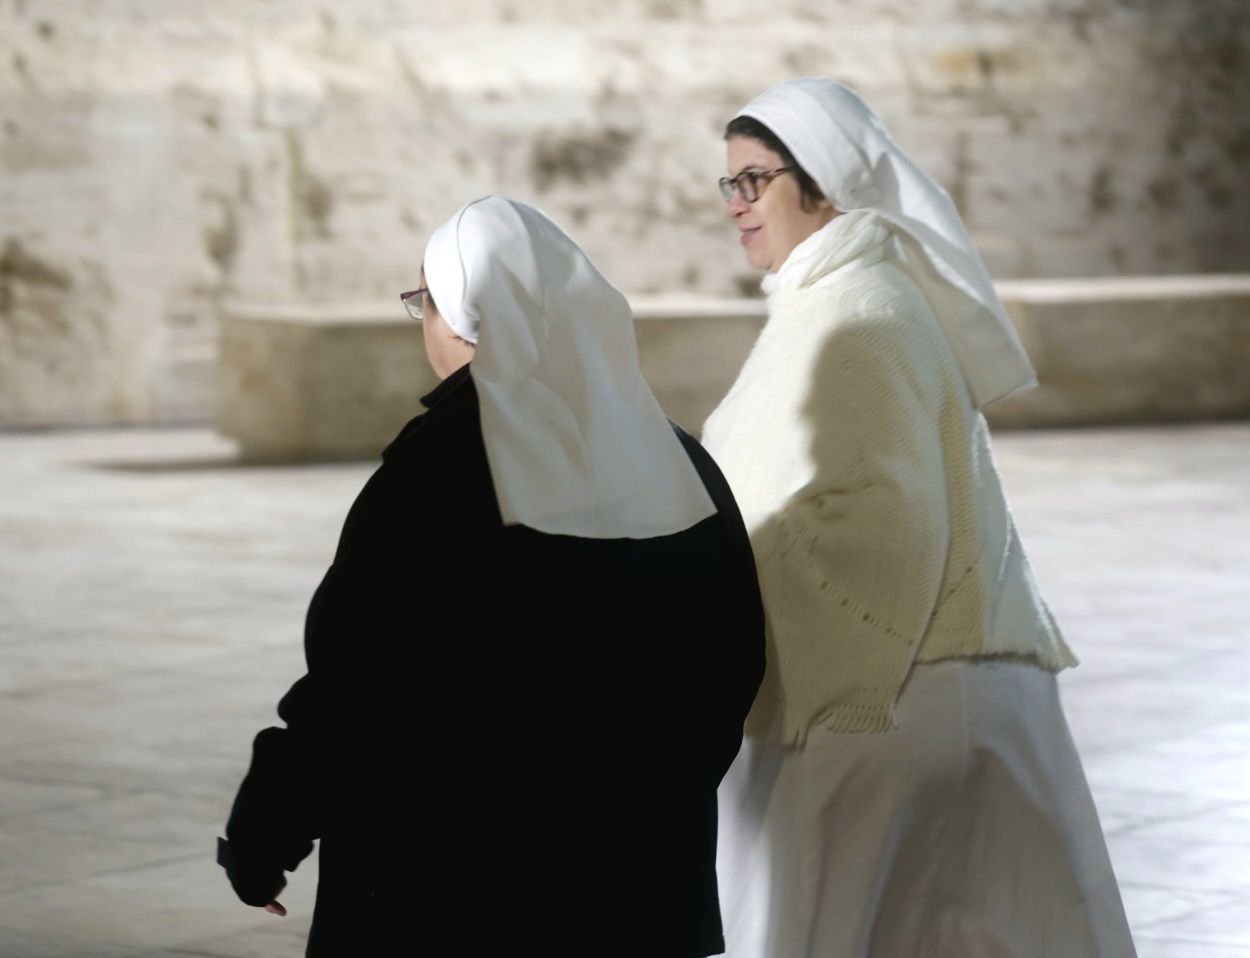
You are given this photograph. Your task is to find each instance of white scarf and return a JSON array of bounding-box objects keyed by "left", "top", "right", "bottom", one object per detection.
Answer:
[
  {"left": 737, "top": 78, "right": 1036, "bottom": 407},
  {"left": 422, "top": 197, "right": 716, "bottom": 539},
  {"left": 703, "top": 209, "right": 897, "bottom": 536},
  {"left": 761, "top": 209, "right": 894, "bottom": 297}
]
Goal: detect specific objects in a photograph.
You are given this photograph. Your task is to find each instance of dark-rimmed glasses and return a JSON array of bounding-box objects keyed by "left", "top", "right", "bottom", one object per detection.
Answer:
[
  {"left": 718, "top": 166, "right": 796, "bottom": 203},
  {"left": 400, "top": 287, "right": 429, "bottom": 321}
]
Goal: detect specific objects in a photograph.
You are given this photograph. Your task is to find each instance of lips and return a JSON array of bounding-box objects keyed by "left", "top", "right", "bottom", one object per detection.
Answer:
[{"left": 739, "top": 226, "right": 761, "bottom": 245}]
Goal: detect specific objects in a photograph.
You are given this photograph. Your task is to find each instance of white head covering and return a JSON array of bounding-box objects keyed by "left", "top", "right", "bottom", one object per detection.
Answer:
[
  {"left": 736, "top": 78, "right": 1036, "bottom": 406},
  {"left": 422, "top": 196, "right": 716, "bottom": 539}
]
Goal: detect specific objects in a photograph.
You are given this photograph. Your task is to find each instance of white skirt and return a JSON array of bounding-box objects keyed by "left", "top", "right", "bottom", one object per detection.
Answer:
[{"left": 715, "top": 660, "right": 1137, "bottom": 958}]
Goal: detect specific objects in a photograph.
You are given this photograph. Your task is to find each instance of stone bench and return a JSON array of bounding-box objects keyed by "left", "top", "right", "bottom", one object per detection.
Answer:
[
  {"left": 218, "top": 303, "right": 439, "bottom": 462},
  {"left": 991, "top": 275, "right": 1250, "bottom": 428},
  {"left": 219, "top": 275, "right": 1250, "bottom": 461}
]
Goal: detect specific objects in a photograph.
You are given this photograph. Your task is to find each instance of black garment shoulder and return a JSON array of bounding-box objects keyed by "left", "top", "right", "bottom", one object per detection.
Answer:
[{"left": 382, "top": 363, "right": 476, "bottom": 461}]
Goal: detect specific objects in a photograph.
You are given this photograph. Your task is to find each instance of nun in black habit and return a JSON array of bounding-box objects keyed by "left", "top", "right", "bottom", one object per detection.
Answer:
[{"left": 217, "top": 196, "right": 766, "bottom": 957}]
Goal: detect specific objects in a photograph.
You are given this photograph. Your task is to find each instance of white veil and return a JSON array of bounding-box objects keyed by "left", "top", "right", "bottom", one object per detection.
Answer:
[
  {"left": 737, "top": 78, "right": 1036, "bottom": 406},
  {"left": 423, "top": 197, "right": 716, "bottom": 539}
]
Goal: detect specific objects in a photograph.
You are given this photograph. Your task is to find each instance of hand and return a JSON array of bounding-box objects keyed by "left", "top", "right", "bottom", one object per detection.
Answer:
[{"left": 263, "top": 877, "right": 288, "bottom": 916}]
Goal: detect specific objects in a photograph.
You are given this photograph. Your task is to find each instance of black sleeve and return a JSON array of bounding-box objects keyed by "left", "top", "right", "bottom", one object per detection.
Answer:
[
  {"left": 218, "top": 673, "right": 323, "bottom": 905},
  {"left": 218, "top": 405, "right": 485, "bottom": 906},
  {"left": 217, "top": 461, "right": 411, "bottom": 904},
  {"left": 670, "top": 422, "right": 766, "bottom": 783}
]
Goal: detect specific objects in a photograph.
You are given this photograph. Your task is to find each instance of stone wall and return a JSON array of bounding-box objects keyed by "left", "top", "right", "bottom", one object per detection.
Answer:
[{"left": 2, "top": 0, "right": 1248, "bottom": 425}]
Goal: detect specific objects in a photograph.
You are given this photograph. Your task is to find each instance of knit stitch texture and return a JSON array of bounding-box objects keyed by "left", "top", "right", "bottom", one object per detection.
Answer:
[{"left": 703, "top": 213, "right": 1076, "bottom": 745}]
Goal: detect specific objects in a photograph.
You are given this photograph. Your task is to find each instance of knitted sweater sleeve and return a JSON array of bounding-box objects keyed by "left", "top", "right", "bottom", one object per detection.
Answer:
[{"left": 750, "top": 315, "right": 951, "bottom": 741}]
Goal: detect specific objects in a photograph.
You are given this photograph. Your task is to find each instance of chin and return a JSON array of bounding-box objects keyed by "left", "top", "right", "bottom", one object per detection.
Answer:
[{"left": 744, "top": 248, "right": 771, "bottom": 271}]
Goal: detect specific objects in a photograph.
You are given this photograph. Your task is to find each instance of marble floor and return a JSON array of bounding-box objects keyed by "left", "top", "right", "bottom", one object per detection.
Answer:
[{"left": 1, "top": 423, "right": 1247, "bottom": 957}]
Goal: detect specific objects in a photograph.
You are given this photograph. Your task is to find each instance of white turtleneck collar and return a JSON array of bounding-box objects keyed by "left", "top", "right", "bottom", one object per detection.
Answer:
[{"left": 760, "top": 210, "right": 894, "bottom": 297}]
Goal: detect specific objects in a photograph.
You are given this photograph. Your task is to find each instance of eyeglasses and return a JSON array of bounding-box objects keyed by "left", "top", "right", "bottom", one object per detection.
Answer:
[
  {"left": 400, "top": 287, "right": 429, "bottom": 321},
  {"left": 718, "top": 166, "right": 796, "bottom": 203}
]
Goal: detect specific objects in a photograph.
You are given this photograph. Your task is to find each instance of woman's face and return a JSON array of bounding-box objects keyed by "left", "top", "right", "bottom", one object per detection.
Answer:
[
  {"left": 725, "top": 135, "right": 836, "bottom": 273},
  {"left": 419, "top": 268, "right": 476, "bottom": 379}
]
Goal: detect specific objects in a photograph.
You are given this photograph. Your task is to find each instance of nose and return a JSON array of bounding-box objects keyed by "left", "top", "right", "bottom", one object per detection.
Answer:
[{"left": 726, "top": 191, "right": 750, "bottom": 217}]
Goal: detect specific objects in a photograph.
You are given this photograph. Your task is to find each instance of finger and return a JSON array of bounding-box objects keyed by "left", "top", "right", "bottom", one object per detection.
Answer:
[{"left": 264, "top": 900, "right": 288, "bottom": 917}]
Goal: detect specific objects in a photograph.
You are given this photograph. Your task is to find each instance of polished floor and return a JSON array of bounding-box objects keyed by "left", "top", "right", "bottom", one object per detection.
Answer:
[{"left": 1, "top": 423, "right": 1247, "bottom": 957}]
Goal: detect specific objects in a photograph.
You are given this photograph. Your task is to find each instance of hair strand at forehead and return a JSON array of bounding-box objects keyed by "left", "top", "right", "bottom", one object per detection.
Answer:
[{"left": 725, "top": 115, "right": 827, "bottom": 212}]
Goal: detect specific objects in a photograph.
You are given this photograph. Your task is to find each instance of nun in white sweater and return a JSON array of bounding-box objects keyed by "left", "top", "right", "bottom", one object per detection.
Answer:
[{"left": 704, "top": 79, "right": 1137, "bottom": 957}]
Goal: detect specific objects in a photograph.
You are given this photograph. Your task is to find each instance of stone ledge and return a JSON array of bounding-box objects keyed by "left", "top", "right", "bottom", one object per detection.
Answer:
[
  {"left": 218, "top": 305, "right": 439, "bottom": 462},
  {"left": 992, "top": 275, "right": 1250, "bottom": 429},
  {"left": 218, "top": 276, "right": 1250, "bottom": 461},
  {"left": 995, "top": 274, "right": 1250, "bottom": 301}
]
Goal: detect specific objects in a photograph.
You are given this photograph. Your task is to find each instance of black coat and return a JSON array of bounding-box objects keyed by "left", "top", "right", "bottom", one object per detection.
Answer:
[{"left": 219, "top": 364, "right": 765, "bottom": 957}]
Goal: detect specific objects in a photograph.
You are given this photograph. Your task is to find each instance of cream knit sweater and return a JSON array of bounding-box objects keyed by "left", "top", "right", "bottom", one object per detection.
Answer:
[{"left": 702, "top": 211, "right": 1076, "bottom": 745}]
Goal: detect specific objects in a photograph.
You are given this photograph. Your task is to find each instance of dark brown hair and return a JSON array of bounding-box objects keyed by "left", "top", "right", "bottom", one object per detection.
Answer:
[{"left": 724, "top": 115, "right": 827, "bottom": 213}]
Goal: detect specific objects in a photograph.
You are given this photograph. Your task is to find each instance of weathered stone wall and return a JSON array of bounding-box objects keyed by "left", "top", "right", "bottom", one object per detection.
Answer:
[{"left": 2, "top": 0, "right": 1248, "bottom": 425}]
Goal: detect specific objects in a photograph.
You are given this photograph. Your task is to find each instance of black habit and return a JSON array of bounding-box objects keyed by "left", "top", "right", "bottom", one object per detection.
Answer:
[{"left": 219, "top": 363, "right": 765, "bottom": 957}]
